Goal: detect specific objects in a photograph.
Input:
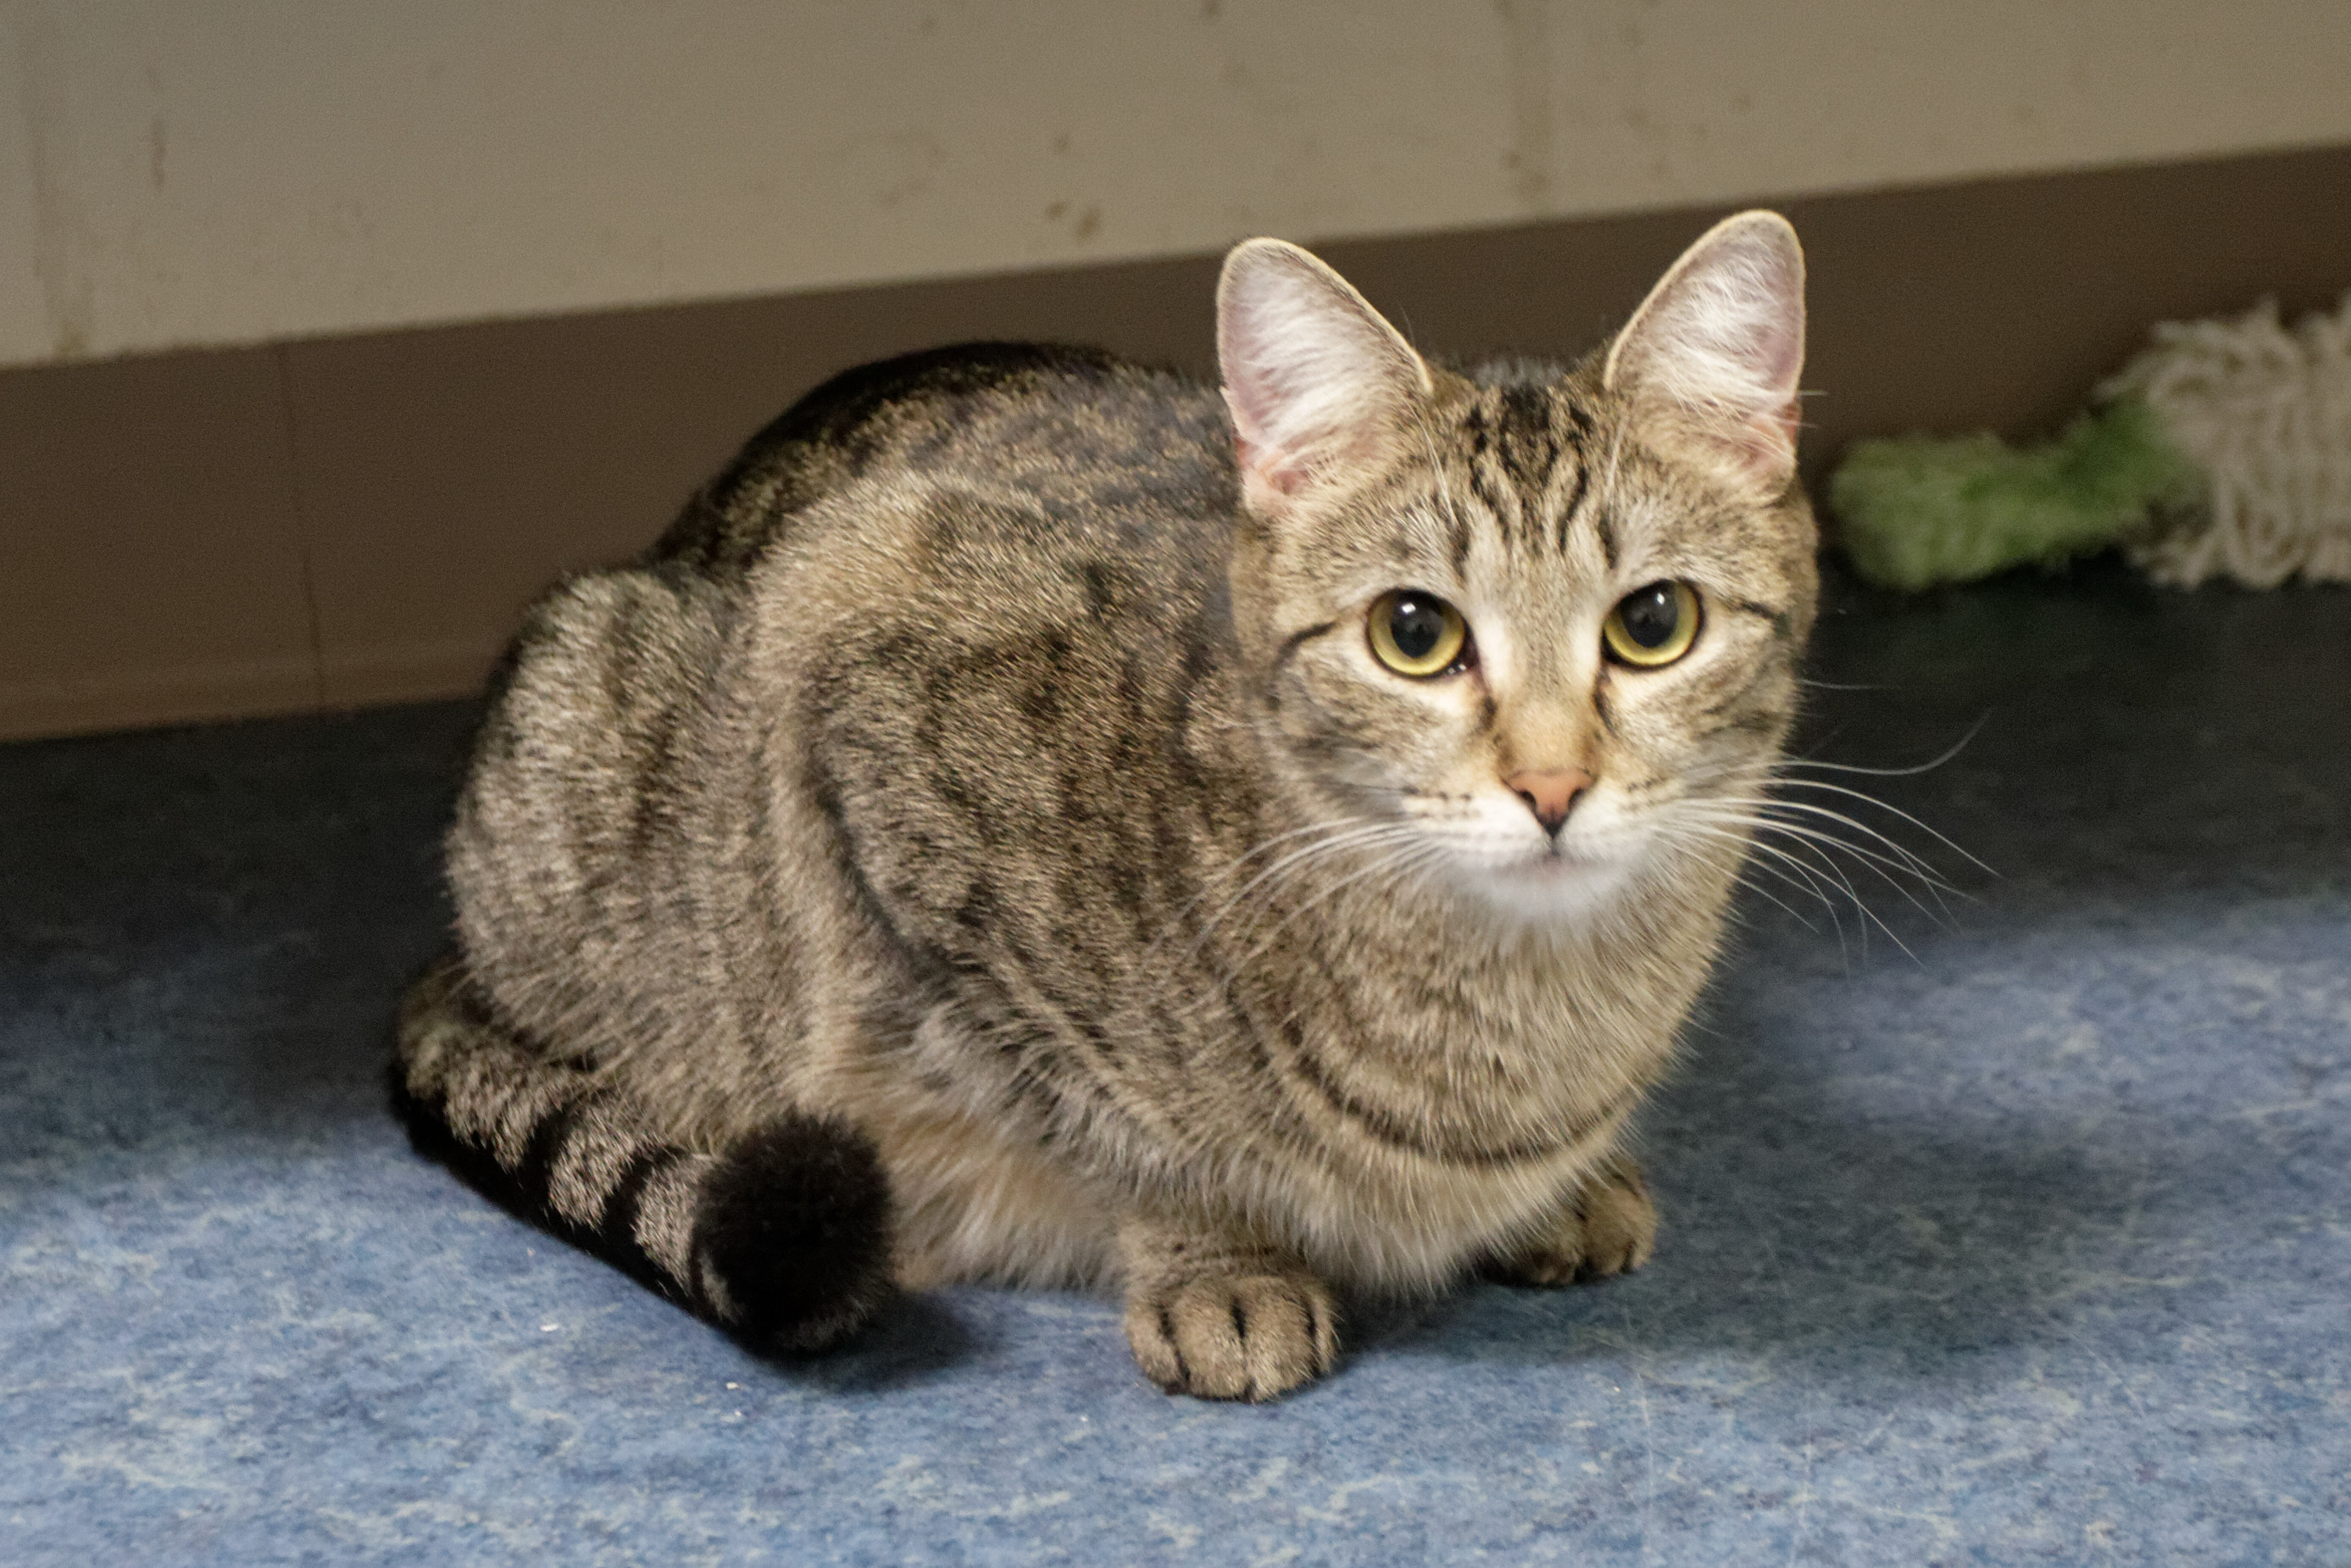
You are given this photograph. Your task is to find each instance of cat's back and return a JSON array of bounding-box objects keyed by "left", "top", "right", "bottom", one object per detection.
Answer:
[
  {"left": 652, "top": 342, "right": 1237, "bottom": 578},
  {"left": 472, "top": 339, "right": 1236, "bottom": 852},
  {"left": 448, "top": 342, "right": 1244, "bottom": 1093},
  {"left": 718, "top": 341, "right": 1253, "bottom": 842}
]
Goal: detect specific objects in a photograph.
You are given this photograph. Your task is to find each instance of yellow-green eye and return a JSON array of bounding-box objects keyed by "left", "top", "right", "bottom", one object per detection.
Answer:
[
  {"left": 1367, "top": 590, "right": 1470, "bottom": 677},
  {"left": 1603, "top": 581, "right": 1701, "bottom": 667}
]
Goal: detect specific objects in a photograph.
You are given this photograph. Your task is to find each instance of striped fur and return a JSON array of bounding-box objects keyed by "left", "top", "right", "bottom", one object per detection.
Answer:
[{"left": 395, "top": 217, "right": 1818, "bottom": 1398}]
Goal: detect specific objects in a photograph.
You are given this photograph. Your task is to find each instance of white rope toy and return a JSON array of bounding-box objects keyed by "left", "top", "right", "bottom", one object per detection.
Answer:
[{"left": 2109, "top": 294, "right": 2351, "bottom": 587}]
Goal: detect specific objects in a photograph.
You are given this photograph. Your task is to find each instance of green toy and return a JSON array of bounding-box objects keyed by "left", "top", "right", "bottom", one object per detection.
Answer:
[{"left": 1830, "top": 295, "right": 2351, "bottom": 590}]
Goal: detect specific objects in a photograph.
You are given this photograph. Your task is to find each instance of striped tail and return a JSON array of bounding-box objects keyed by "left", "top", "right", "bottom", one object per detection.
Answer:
[{"left": 391, "top": 953, "right": 893, "bottom": 1353}]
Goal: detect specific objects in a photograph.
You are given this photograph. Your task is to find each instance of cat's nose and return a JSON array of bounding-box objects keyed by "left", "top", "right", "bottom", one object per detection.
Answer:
[{"left": 1503, "top": 768, "right": 1593, "bottom": 837}]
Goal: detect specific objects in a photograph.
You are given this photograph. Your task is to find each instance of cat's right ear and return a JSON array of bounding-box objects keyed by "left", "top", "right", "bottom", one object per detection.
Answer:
[{"left": 1217, "top": 239, "right": 1432, "bottom": 520}]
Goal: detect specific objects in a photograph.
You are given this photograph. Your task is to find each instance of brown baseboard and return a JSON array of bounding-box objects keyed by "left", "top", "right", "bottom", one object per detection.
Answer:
[
  {"left": 318, "top": 637, "right": 513, "bottom": 712},
  {"left": 0, "top": 655, "right": 322, "bottom": 742},
  {"left": 7, "top": 141, "right": 2351, "bottom": 742}
]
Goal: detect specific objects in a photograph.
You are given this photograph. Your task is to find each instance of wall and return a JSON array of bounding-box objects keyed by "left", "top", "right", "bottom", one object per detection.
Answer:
[
  {"left": 7, "top": 5, "right": 2351, "bottom": 742},
  {"left": 9, "top": 141, "right": 2351, "bottom": 741},
  {"left": 8, "top": 0, "right": 2351, "bottom": 368}
]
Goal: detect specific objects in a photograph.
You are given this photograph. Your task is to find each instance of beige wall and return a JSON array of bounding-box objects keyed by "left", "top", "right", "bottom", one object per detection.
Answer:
[{"left": 8, "top": 0, "right": 2351, "bottom": 369}]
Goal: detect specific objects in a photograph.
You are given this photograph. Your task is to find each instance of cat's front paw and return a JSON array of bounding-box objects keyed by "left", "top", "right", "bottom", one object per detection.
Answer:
[
  {"left": 1485, "top": 1155, "right": 1657, "bottom": 1287},
  {"left": 1124, "top": 1268, "right": 1341, "bottom": 1401}
]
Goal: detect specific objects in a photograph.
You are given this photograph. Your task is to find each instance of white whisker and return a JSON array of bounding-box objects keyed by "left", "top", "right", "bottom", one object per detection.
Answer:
[
  {"left": 1687, "top": 798, "right": 1963, "bottom": 895},
  {"left": 1653, "top": 818, "right": 1857, "bottom": 962},
  {"left": 1659, "top": 810, "right": 1921, "bottom": 962},
  {"left": 1755, "top": 776, "right": 1997, "bottom": 876},
  {"left": 1650, "top": 824, "right": 1826, "bottom": 931},
  {"left": 1675, "top": 803, "right": 1955, "bottom": 927},
  {"left": 1214, "top": 837, "right": 1453, "bottom": 988},
  {"left": 1773, "top": 714, "right": 1990, "bottom": 778},
  {"left": 1181, "top": 821, "right": 1426, "bottom": 958}
]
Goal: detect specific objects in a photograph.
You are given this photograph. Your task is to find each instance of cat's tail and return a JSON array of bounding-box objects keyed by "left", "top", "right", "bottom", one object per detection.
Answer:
[{"left": 390, "top": 952, "right": 894, "bottom": 1353}]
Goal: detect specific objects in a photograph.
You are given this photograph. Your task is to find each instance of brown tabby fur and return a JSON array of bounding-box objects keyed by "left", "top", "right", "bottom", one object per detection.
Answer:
[{"left": 394, "top": 216, "right": 1818, "bottom": 1399}]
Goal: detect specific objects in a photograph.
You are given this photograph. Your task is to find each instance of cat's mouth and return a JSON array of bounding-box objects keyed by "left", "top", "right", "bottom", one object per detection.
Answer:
[
  {"left": 1421, "top": 826, "right": 1642, "bottom": 916},
  {"left": 1388, "top": 788, "right": 1652, "bottom": 913},
  {"left": 1480, "top": 851, "right": 1638, "bottom": 921},
  {"left": 1513, "top": 835, "right": 1628, "bottom": 876}
]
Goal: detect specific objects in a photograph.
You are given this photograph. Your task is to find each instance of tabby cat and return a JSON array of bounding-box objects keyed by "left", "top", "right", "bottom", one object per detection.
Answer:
[{"left": 393, "top": 211, "right": 1817, "bottom": 1400}]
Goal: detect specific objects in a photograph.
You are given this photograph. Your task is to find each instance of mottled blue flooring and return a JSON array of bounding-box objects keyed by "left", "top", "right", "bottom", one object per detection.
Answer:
[{"left": 4, "top": 564, "right": 2348, "bottom": 1565}]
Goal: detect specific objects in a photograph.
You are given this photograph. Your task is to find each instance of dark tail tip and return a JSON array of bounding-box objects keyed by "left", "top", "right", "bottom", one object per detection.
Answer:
[{"left": 694, "top": 1115, "right": 896, "bottom": 1354}]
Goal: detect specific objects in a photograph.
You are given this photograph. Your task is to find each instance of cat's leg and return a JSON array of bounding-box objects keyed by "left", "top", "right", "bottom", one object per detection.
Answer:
[
  {"left": 1482, "top": 1151, "right": 1657, "bottom": 1287},
  {"left": 392, "top": 950, "right": 896, "bottom": 1352},
  {"left": 1119, "top": 1210, "right": 1342, "bottom": 1401}
]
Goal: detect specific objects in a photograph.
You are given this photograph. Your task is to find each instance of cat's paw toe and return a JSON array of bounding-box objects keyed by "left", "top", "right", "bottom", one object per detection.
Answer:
[
  {"left": 1485, "top": 1159, "right": 1657, "bottom": 1287},
  {"left": 1125, "top": 1271, "right": 1340, "bottom": 1401}
]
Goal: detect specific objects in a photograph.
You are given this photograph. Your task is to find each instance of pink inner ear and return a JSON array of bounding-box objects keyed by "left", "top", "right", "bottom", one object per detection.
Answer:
[
  {"left": 1732, "top": 402, "right": 1802, "bottom": 483},
  {"left": 1610, "top": 218, "right": 1806, "bottom": 486},
  {"left": 1698, "top": 380, "right": 1801, "bottom": 487},
  {"left": 1215, "top": 239, "right": 1432, "bottom": 514},
  {"left": 1223, "top": 389, "right": 1309, "bottom": 499},
  {"left": 1751, "top": 310, "right": 1806, "bottom": 430}
]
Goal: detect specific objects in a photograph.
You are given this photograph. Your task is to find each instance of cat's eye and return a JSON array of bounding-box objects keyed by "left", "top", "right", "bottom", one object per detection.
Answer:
[
  {"left": 1602, "top": 581, "right": 1701, "bottom": 667},
  {"left": 1367, "top": 590, "right": 1470, "bottom": 677}
]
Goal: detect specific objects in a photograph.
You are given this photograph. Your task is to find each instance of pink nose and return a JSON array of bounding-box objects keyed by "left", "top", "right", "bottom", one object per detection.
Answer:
[{"left": 1503, "top": 768, "right": 1593, "bottom": 836}]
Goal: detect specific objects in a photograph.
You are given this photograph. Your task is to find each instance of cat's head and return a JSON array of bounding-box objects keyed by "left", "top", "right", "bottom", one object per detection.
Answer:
[{"left": 1217, "top": 214, "right": 1818, "bottom": 923}]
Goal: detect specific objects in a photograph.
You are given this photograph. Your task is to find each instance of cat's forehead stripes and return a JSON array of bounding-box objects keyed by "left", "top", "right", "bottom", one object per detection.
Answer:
[{"left": 1440, "top": 378, "right": 1610, "bottom": 570}]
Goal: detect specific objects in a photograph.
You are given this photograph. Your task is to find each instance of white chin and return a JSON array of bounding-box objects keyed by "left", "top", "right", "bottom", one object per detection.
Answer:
[{"left": 1454, "top": 843, "right": 1636, "bottom": 920}]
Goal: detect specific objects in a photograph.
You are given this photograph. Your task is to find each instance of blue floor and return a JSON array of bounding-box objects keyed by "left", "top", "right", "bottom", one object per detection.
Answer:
[{"left": 5, "top": 562, "right": 2348, "bottom": 1565}]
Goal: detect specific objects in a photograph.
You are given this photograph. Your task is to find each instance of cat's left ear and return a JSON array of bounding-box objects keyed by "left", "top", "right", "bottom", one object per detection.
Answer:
[
  {"left": 1605, "top": 211, "right": 1806, "bottom": 491},
  {"left": 1218, "top": 238, "right": 1432, "bottom": 519}
]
